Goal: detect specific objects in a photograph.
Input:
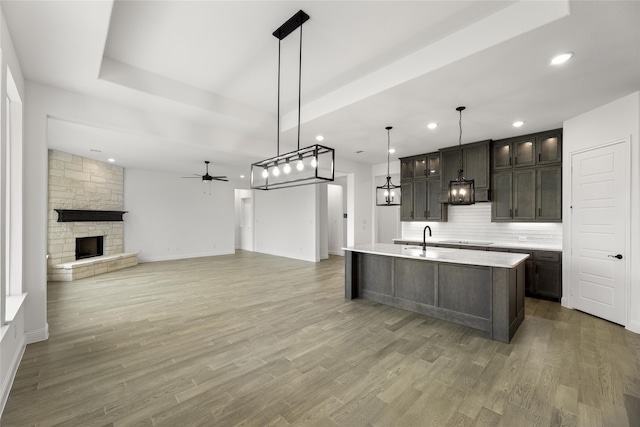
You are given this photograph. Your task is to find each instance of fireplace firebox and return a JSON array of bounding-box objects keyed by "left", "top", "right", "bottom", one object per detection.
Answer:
[{"left": 76, "top": 236, "right": 104, "bottom": 260}]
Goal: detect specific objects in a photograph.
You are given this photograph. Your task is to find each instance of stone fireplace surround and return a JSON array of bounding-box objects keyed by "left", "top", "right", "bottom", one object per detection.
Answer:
[{"left": 47, "top": 150, "right": 137, "bottom": 281}]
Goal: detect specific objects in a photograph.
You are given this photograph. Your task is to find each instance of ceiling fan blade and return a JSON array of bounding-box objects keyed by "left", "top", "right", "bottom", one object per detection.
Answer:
[
  {"left": 211, "top": 176, "right": 228, "bottom": 179},
  {"left": 181, "top": 176, "right": 203, "bottom": 179},
  {"left": 212, "top": 177, "right": 229, "bottom": 182}
]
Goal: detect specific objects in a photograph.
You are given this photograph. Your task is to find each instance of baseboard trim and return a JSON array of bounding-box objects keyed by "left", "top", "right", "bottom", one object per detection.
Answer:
[
  {"left": 329, "top": 250, "right": 344, "bottom": 256},
  {"left": 25, "top": 323, "right": 49, "bottom": 344},
  {"left": 138, "top": 250, "right": 235, "bottom": 263},
  {"left": 0, "top": 334, "right": 26, "bottom": 417},
  {"left": 626, "top": 320, "right": 640, "bottom": 335}
]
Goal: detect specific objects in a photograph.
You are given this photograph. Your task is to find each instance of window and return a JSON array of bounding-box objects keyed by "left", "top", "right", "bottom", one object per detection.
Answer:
[{"left": 1, "top": 66, "right": 24, "bottom": 324}]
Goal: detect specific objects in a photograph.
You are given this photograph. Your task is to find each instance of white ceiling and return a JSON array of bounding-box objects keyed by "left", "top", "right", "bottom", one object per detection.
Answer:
[{"left": 2, "top": 0, "right": 639, "bottom": 179}]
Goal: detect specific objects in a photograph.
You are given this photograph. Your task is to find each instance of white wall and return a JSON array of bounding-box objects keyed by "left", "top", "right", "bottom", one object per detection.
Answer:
[
  {"left": 374, "top": 173, "right": 401, "bottom": 244},
  {"left": 0, "top": 6, "right": 30, "bottom": 415},
  {"left": 327, "top": 184, "right": 344, "bottom": 255},
  {"left": 562, "top": 91, "right": 640, "bottom": 334},
  {"left": 339, "top": 158, "right": 374, "bottom": 247},
  {"left": 318, "top": 184, "right": 329, "bottom": 260},
  {"left": 253, "top": 185, "right": 319, "bottom": 262},
  {"left": 124, "top": 169, "right": 236, "bottom": 262},
  {"left": 372, "top": 161, "right": 400, "bottom": 244},
  {"left": 234, "top": 189, "right": 253, "bottom": 251}
]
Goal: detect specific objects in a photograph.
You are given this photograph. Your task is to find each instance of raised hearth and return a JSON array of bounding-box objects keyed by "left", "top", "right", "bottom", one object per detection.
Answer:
[{"left": 49, "top": 253, "right": 138, "bottom": 282}]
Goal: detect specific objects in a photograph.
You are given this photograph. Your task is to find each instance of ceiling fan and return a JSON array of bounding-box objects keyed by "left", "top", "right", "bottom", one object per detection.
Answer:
[
  {"left": 182, "top": 161, "right": 228, "bottom": 193},
  {"left": 183, "top": 161, "right": 228, "bottom": 182}
]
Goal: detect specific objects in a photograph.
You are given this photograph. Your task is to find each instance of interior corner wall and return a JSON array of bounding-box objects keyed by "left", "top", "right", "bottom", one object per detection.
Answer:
[
  {"left": 123, "top": 169, "right": 236, "bottom": 262},
  {"left": 319, "top": 184, "right": 329, "bottom": 260},
  {"left": 1, "top": 6, "right": 35, "bottom": 416},
  {"left": 327, "top": 183, "right": 345, "bottom": 255},
  {"left": 337, "top": 158, "right": 374, "bottom": 247},
  {"left": 253, "top": 185, "right": 319, "bottom": 262},
  {"left": 562, "top": 91, "right": 640, "bottom": 334},
  {"left": 5, "top": 8, "right": 43, "bottom": 338}
]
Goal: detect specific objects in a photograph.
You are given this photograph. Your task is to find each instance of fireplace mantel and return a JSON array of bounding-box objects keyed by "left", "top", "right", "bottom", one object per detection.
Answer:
[{"left": 54, "top": 209, "right": 128, "bottom": 222}]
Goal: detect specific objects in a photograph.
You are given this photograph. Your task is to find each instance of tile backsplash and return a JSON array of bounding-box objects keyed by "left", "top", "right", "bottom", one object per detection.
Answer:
[{"left": 401, "top": 203, "right": 562, "bottom": 246}]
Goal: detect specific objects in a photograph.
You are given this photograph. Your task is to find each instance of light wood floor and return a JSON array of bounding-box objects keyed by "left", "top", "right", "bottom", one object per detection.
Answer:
[{"left": 3, "top": 251, "right": 639, "bottom": 426}]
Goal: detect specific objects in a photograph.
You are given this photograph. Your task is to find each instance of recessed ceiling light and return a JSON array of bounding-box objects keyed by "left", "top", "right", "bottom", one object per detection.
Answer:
[
  {"left": 240, "top": 175, "right": 245, "bottom": 178},
  {"left": 512, "top": 121, "right": 524, "bottom": 128},
  {"left": 108, "top": 158, "right": 115, "bottom": 162},
  {"left": 388, "top": 148, "right": 396, "bottom": 154},
  {"left": 90, "top": 149, "right": 102, "bottom": 153},
  {"left": 427, "top": 122, "right": 438, "bottom": 130},
  {"left": 315, "top": 135, "right": 324, "bottom": 141},
  {"left": 550, "top": 52, "right": 573, "bottom": 65}
]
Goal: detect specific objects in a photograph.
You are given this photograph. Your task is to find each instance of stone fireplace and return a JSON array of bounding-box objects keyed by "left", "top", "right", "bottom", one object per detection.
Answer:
[{"left": 47, "top": 150, "right": 137, "bottom": 281}]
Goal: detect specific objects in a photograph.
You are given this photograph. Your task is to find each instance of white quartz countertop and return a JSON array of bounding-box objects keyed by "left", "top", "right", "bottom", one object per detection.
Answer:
[
  {"left": 392, "top": 238, "right": 561, "bottom": 252},
  {"left": 343, "top": 243, "right": 529, "bottom": 268}
]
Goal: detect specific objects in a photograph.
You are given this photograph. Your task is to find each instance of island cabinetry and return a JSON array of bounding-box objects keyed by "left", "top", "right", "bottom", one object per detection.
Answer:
[
  {"left": 509, "top": 249, "right": 535, "bottom": 295},
  {"left": 345, "top": 249, "right": 526, "bottom": 343},
  {"left": 439, "top": 140, "right": 491, "bottom": 203},
  {"left": 400, "top": 153, "right": 447, "bottom": 222}
]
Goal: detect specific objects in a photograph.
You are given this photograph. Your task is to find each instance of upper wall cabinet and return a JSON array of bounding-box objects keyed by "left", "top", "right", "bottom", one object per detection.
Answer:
[
  {"left": 491, "top": 129, "right": 562, "bottom": 222},
  {"left": 439, "top": 140, "right": 491, "bottom": 203},
  {"left": 400, "top": 153, "right": 447, "bottom": 222},
  {"left": 492, "top": 129, "right": 562, "bottom": 170},
  {"left": 401, "top": 153, "right": 440, "bottom": 180}
]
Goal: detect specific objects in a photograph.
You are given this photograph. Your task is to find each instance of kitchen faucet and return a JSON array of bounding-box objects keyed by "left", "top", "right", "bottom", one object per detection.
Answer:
[{"left": 422, "top": 225, "right": 432, "bottom": 251}]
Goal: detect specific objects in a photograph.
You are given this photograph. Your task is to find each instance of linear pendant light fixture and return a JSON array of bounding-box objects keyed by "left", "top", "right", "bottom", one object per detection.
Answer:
[
  {"left": 448, "top": 106, "right": 475, "bottom": 205},
  {"left": 250, "top": 10, "right": 334, "bottom": 190},
  {"left": 376, "top": 126, "right": 401, "bottom": 206}
]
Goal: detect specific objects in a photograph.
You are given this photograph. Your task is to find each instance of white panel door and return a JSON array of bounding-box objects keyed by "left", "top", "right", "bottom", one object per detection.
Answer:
[{"left": 570, "top": 141, "right": 628, "bottom": 325}]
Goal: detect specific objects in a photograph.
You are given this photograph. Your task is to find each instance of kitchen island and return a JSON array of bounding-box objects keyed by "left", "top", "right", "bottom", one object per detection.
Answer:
[{"left": 344, "top": 243, "right": 528, "bottom": 343}]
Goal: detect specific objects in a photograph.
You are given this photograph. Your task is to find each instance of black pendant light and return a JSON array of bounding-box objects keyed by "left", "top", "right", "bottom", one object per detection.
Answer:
[
  {"left": 448, "top": 106, "right": 475, "bottom": 205},
  {"left": 250, "top": 10, "right": 335, "bottom": 190},
  {"left": 376, "top": 126, "right": 402, "bottom": 206}
]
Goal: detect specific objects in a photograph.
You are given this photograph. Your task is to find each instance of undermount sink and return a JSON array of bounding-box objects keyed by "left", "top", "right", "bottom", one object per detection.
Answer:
[{"left": 439, "top": 240, "right": 493, "bottom": 246}]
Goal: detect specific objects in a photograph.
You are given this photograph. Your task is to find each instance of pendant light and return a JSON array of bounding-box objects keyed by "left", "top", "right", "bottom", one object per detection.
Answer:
[
  {"left": 250, "top": 10, "right": 334, "bottom": 190},
  {"left": 376, "top": 126, "right": 402, "bottom": 206},
  {"left": 448, "top": 106, "right": 475, "bottom": 205}
]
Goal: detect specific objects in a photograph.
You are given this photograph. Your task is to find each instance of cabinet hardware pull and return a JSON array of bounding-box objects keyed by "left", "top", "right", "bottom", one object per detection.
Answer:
[
  {"left": 538, "top": 208, "right": 541, "bottom": 217},
  {"left": 510, "top": 208, "right": 513, "bottom": 218},
  {"left": 515, "top": 208, "right": 518, "bottom": 217},
  {"left": 538, "top": 153, "right": 541, "bottom": 162},
  {"left": 509, "top": 157, "right": 512, "bottom": 166}
]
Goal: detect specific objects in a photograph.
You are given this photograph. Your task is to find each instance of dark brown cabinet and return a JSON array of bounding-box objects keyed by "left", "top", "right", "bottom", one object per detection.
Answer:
[
  {"left": 532, "top": 251, "right": 562, "bottom": 300},
  {"left": 537, "top": 132, "right": 562, "bottom": 165},
  {"left": 491, "top": 130, "right": 562, "bottom": 222},
  {"left": 492, "top": 129, "right": 561, "bottom": 170},
  {"left": 492, "top": 168, "right": 561, "bottom": 222},
  {"left": 439, "top": 140, "right": 491, "bottom": 203},
  {"left": 491, "top": 247, "right": 561, "bottom": 300},
  {"left": 536, "top": 167, "right": 562, "bottom": 221},
  {"left": 400, "top": 153, "right": 447, "bottom": 222}
]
